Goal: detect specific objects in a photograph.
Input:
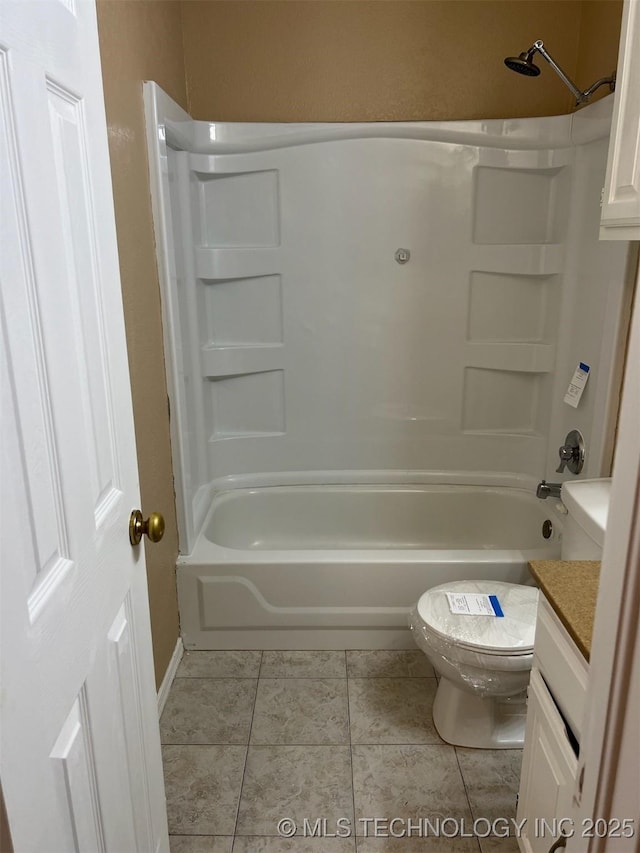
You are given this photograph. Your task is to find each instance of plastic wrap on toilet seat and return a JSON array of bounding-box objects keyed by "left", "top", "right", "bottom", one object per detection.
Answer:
[
  {"left": 409, "top": 605, "right": 532, "bottom": 696},
  {"left": 408, "top": 581, "right": 538, "bottom": 697},
  {"left": 415, "top": 580, "right": 538, "bottom": 651}
]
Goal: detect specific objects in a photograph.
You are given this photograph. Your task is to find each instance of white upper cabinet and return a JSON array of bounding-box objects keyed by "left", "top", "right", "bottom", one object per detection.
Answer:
[{"left": 600, "top": 0, "right": 640, "bottom": 240}]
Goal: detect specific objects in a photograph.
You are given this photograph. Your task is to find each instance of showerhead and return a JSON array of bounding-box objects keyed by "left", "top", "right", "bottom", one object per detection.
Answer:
[
  {"left": 504, "top": 39, "right": 616, "bottom": 106},
  {"left": 504, "top": 52, "right": 541, "bottom": 77}
]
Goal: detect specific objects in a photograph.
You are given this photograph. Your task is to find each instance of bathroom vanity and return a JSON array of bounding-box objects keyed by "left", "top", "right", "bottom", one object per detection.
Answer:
[{"left": 517, "top": 560, "right": 600, "bottom": 853}]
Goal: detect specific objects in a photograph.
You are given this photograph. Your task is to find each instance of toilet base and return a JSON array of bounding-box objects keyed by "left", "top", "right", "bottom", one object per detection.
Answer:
[{"left": 432, "top": 677, "right": 527, "bottom": 749}]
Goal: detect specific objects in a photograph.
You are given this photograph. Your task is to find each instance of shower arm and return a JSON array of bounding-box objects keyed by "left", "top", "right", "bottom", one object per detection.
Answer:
[
  {"left": 581, "top": 73, "right": 617, "bottom": 101},
  {"left": 532, "top": 40, "right": 615, "bottom": 105}
]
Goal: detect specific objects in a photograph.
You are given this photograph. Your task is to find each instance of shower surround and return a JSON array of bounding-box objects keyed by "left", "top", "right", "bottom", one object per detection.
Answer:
[{"left": 145, "top": 86, "right": 629, "bottom": 648}]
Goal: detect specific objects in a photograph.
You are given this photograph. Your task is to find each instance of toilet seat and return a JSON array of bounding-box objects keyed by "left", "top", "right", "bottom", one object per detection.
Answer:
[{"left": 416, "top": 580, "right": 538, "bottom": 656}]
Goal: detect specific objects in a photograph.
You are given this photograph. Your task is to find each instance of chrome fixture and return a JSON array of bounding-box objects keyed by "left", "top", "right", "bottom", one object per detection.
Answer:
[
  {"left": 556, "top": 429, "right": 585, "bottom": 475},
  {"left": 536, "top": 481, "right": 562, "bottom": 500},
  {"left": 504, "top": 40, "right": 615, "bottom": 105},
  {"left": 542, "top": 519, "right": 554, "bottom": 539}
]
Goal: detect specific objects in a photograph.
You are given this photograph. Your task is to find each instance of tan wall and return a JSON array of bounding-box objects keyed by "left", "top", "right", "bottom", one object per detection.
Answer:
[
  {"left": 96, "top": 0, "right": 186, "bottom": 688},
  {"left": 182, "top": 0, "right": 595, "bottom": 122},
  {"left": 577, "top": 0, "right": 623, "bottom": 105}
]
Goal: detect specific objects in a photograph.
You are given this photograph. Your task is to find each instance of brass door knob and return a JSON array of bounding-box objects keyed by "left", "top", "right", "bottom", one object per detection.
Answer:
[{"left": 129, "top": 510, "right": 165, "bottom": 546}]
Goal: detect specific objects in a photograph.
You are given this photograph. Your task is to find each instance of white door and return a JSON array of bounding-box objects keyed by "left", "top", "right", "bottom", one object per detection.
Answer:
[{"left": 0, "top": 1, "right": 169, "bottom": 851}]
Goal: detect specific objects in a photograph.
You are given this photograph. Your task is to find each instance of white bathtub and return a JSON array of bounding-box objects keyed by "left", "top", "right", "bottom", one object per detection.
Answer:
[{"left": 177, "top": 483, "right": 563, "bottom": 650}]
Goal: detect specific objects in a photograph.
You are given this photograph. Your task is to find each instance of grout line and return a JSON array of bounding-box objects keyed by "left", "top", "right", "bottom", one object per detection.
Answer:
[
  {"left": 255, "top": 674, "right": 348, "bottom": 679},
  {"left": 168, "top": 833, "right": 234, "bottom": 837},
  {"left": 173, "top": 674, "right": 436, "bottom": 679},
  {"left": 345, "top": 650, "right": 358, "bottom": 835},
  {"left": 162, "top": 740, "right": 446, "bottom": 746},
  {"left": 347, "top": 675, "right": 437, "bottom": 680},
  {"left": 172, "top": 676, "right": 260, "bottom": 680},
  {"left": 453, "top": 746, "right": 483, "bottom": 853},
  {"left": 231, "top": 651, "right": 263, "bottom": 840},
  {"left": 233, "top": 832, "right": 359, "bottom": 840}
]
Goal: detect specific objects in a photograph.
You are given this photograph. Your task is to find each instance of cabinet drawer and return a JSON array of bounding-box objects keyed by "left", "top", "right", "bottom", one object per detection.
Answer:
[{"left": 533, "top": 597, "right": 589, "bottom": 740}]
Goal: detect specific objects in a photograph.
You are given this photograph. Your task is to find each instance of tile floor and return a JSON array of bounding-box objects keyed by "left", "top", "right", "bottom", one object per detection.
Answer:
[{"left": 161, "top": 650, "right": 521, "bottom": 852}]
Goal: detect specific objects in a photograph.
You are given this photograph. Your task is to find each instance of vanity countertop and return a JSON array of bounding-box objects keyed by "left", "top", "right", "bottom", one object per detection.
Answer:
[{"left": 528, "top": 560, "right": 601, "bottom": 662}]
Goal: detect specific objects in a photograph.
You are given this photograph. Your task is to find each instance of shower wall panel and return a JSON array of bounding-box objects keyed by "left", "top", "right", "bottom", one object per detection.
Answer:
[
  {"left": 146, "top": 86, "right": 630, "bottom": 554},
  {"left": 179, "top": 140, "right": 569, "bottom": 476}
]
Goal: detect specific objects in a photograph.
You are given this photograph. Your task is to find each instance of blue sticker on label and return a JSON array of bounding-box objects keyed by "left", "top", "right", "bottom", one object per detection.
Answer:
[
  {"left": 489, "top": 595, "right": 504, "bottom": 617},
  {"left": 579, "top": 362, "right": 590, "bottom": 373}
]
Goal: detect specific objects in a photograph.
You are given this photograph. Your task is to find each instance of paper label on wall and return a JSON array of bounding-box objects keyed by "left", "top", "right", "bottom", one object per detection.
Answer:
[
  {"left": 564, "top": 362, "right": 590, "bottom": 408},
  {"left": 446, "top": 593, "right": 504, "bottom": 617}
]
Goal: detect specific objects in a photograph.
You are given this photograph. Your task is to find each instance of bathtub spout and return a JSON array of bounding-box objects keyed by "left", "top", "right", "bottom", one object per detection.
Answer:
[{"left": 536, "top": 480, "right": 562, "bottom": 500}]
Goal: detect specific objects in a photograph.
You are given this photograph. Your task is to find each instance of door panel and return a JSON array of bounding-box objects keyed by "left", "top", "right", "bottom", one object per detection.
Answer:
[{"left": 0, "top": 2, "right": 168, "bottom": 850}]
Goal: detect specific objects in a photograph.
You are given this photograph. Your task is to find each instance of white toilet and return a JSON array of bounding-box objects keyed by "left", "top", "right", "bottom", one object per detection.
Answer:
[{"left": 410, "top": 478, "right": 611, "bottom": 749}]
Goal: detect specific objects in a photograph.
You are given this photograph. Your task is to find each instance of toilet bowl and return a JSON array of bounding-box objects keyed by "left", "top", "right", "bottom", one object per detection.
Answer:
[
  {"left": 410, "top": 580, "right": 538, "bottom": 749},
  {"left": 410, "top": 479, "right": 611, "bottom": 748}
]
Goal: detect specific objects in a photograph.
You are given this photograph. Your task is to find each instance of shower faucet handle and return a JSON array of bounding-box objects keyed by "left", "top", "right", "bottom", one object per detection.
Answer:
[
  {"left": 556, "top": 445, "right": 574, "bottom": 473},
  {"left": 555, "top": 429, "right": 585, "bottom": 475}
]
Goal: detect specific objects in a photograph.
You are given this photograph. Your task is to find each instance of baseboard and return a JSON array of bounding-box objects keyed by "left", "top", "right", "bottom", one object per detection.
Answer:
[{"left": 157, "top": 637, "right": 184, "bottom": 716}]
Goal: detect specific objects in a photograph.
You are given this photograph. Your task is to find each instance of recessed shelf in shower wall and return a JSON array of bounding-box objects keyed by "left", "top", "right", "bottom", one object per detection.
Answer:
[
  {"left": 191, "top": 168, "right": 280, "bottom": 248},
  {"left": 472, "top": 163, "right": 571, "bottom": 245},
  {"left": 468, "top": 272, "right": 560, "bottom": 343},
  {"left": 462, "top": 367, "right": 543, "bottom": 434},
  {"left": 203, "top": 275, "right": 283, "bottom": 346},
  {"left": 208, "top": 370, "right": 285, "bottom": 440}
]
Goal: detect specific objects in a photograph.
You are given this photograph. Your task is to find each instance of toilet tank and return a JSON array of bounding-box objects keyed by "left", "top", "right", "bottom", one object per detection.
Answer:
[{"left": 561, "top": 479, "right": 611, "bottom": 560}]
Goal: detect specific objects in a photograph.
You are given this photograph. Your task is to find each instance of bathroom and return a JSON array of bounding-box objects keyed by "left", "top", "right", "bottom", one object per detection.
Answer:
[{"left": 99, "top": 2, "right": 637, "bottom": 852}]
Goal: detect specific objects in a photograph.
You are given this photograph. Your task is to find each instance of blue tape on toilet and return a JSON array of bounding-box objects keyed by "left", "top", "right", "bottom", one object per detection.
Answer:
[{"left": 489, "top": 595, "right": 504, "bottom": 617}]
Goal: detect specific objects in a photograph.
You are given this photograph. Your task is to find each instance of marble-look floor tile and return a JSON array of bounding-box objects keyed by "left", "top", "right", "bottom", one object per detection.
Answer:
[
  {"left": 161, "top": 679, "right": 257, "bottom": 744},
  {"left": 251, "top": 678, "right": 349, "bottom": 744},
  {"left": 346, "top": 651, "right": 434, "bottom": 678},
  {"left": 170, "top": 837, "right": 234, "bottom": 853},
  {"left": 356, "top": 838, "right": 480, "bottom": 851},
  {"left": 236, "top": 745, "right": 354, "bottom": 836},
  {"left": 352, "top": 745, "right": 471, "bottom": 836},
  {"left": 348, "top": 678, "right": 440, "bottom": 744},
  {"left": 455, "top": 749, "right": 522, "bottom": 826},
  {"left": 177, "top": 651, "right": 262, "bottom": 678},
  {"left": 233, "top": 838, "right": 356, "bottom": 852},
  {"left": 163, "top": 745, "right": 246, "bottom": 835},
  {"left": 260, "top": 651, "right": 347, "bottom": 678}
]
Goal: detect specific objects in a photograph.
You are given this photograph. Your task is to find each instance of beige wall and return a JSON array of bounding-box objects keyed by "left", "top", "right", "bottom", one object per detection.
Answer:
[
  {"left": 96, "top": 0, "right": 186, "bottom": 688},
  {"left": 182, "top": 0, "right": 618, "bottom": 123},
  {"left": 577, "top": 0, "right": 624, "bottom": 104}
]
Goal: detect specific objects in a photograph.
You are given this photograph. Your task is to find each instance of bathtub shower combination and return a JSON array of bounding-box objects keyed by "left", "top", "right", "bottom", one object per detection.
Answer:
[{"left": 145, "top": 86, "right": 629, "bottom": 649}]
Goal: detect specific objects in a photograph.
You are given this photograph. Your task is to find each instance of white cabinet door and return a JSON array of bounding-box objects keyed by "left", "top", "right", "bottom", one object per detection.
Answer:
[
  {"left": 0, "top": 1, "right": 168, "bottom": 850},
  {"left": 600, "top": 0, "right": 640, "bottom": 240},
  {"left": 517, "top": 669, "right": 578, "bottom": 853}
]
